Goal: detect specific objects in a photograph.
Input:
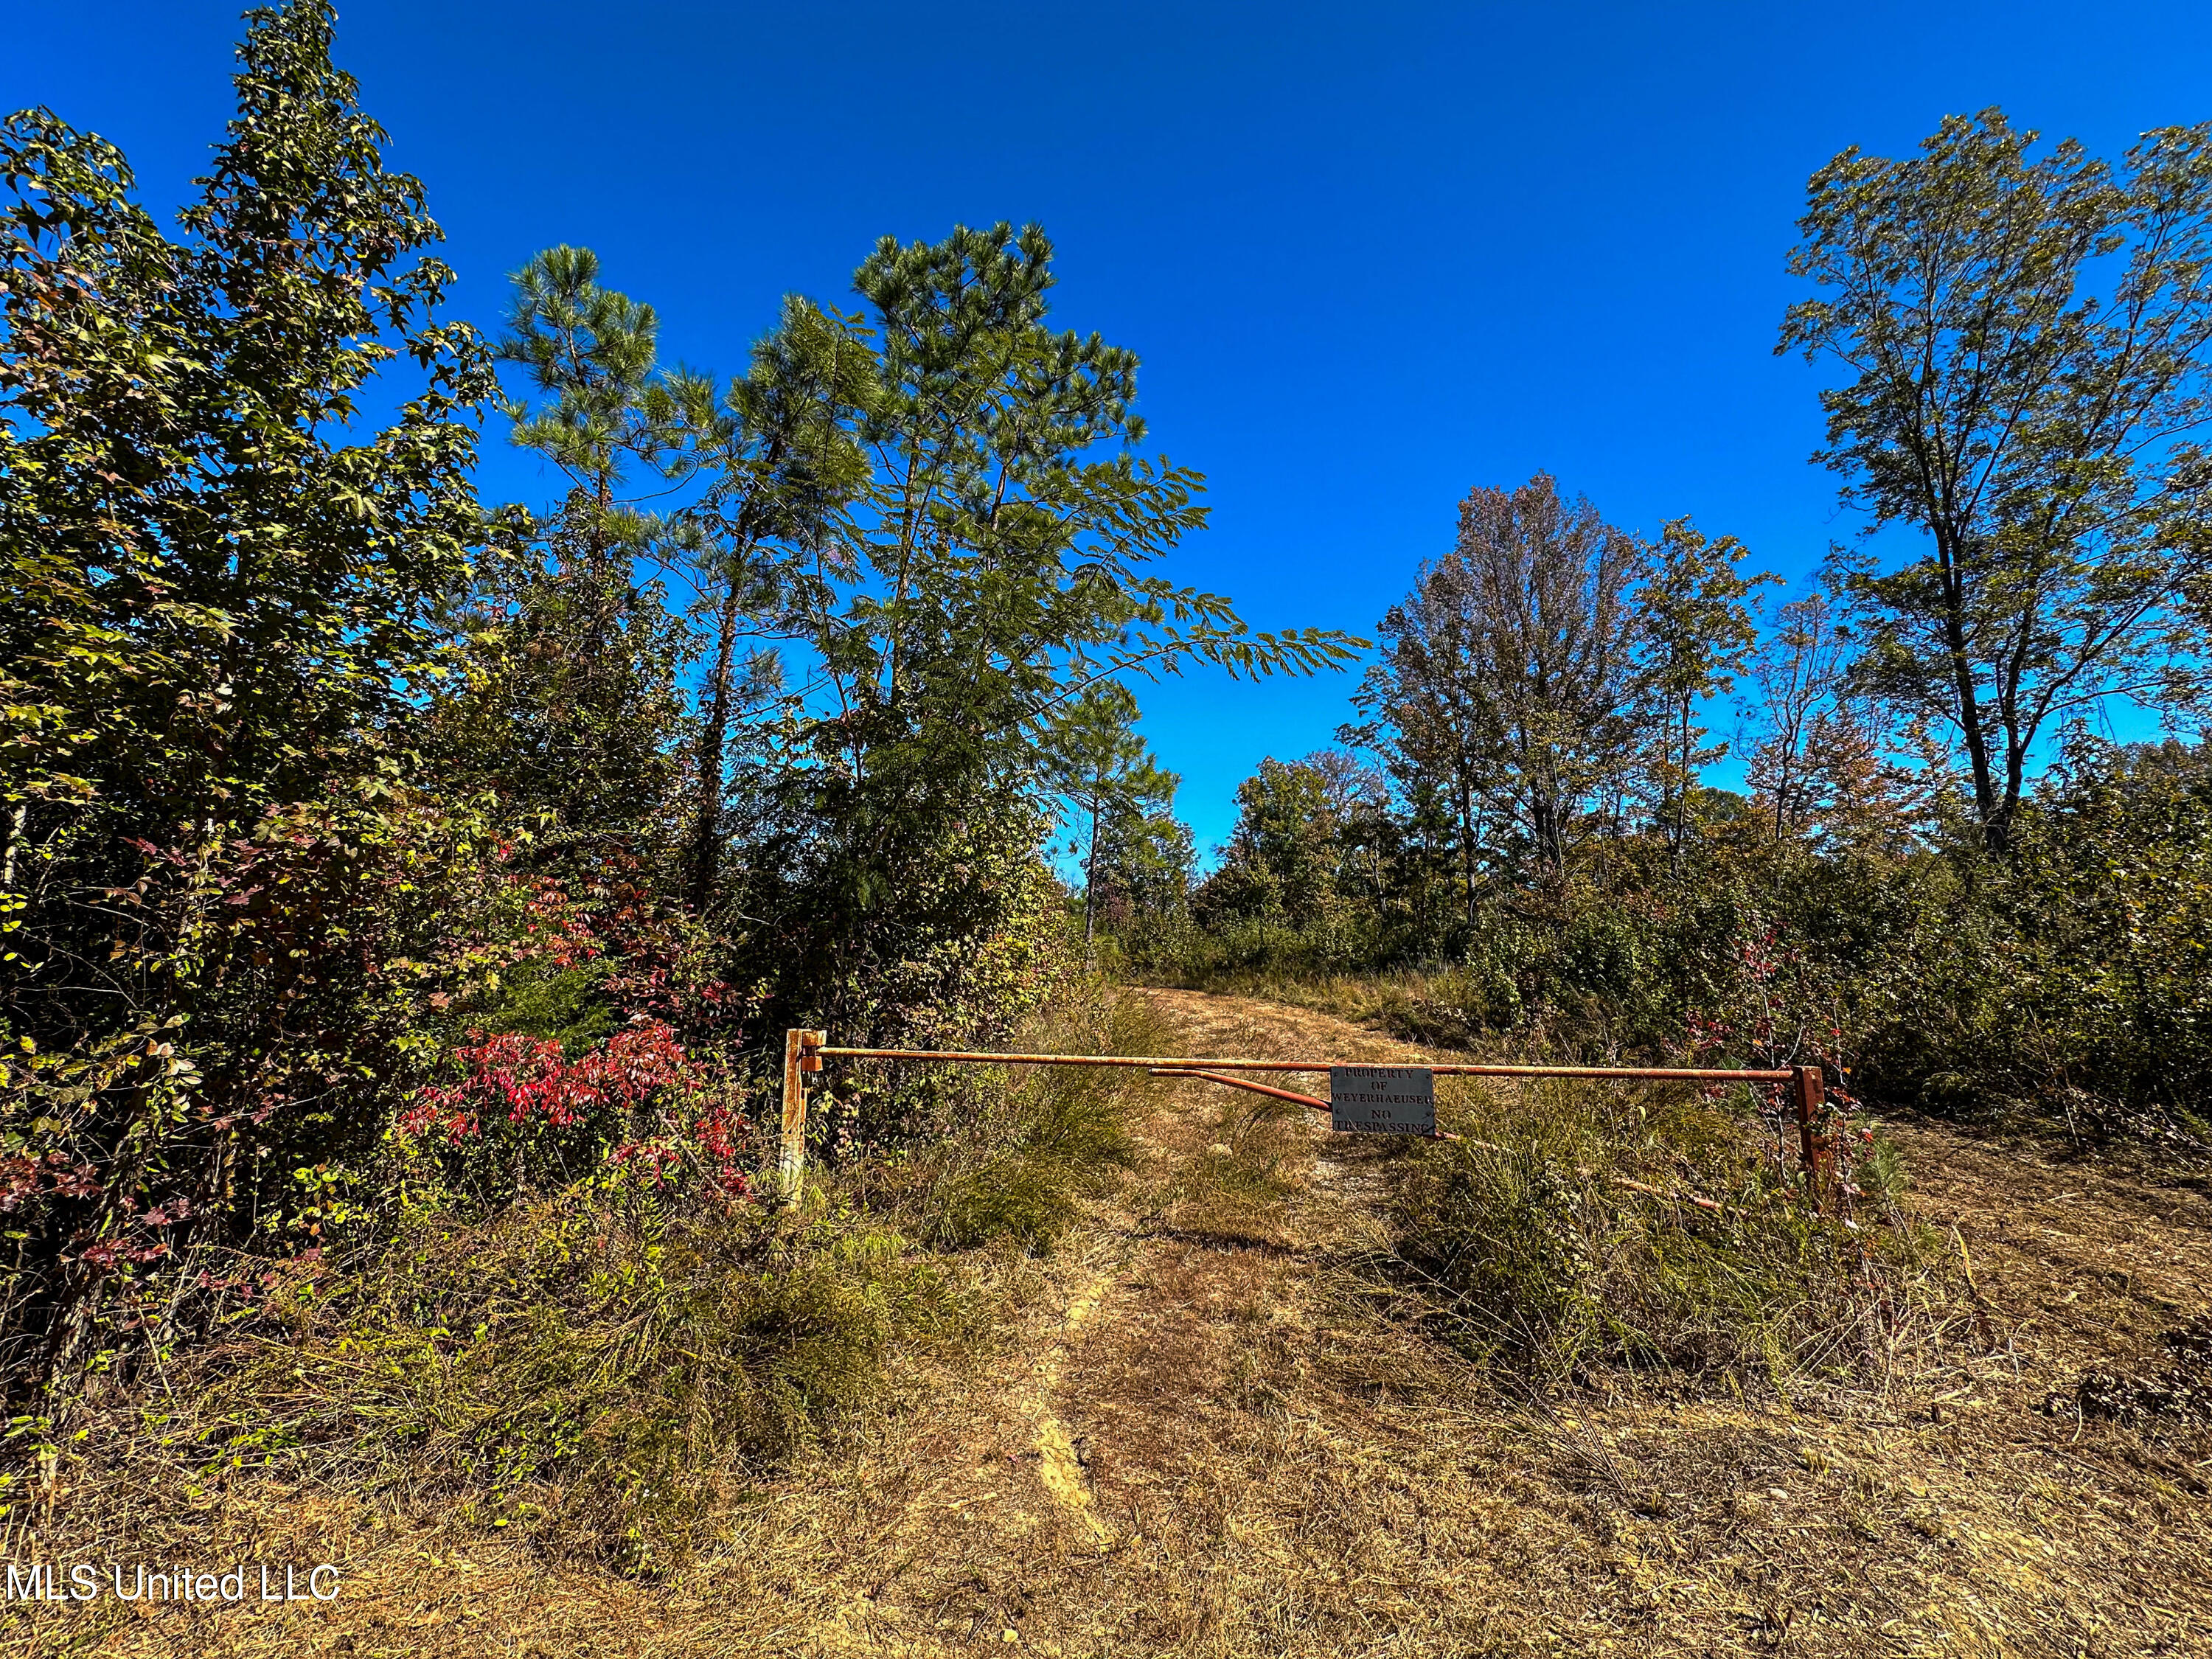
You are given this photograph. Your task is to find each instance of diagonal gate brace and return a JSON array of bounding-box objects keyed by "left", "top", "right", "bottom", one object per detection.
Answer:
[{"left": 1149, "top": 1067, "right": 1461, "bottom": 1140}]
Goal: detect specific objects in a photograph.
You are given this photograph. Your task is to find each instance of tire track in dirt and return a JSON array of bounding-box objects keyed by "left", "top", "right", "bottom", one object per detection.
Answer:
[
  {"left": 995, "top": 988, "right": 1413, "bottom": 1565},
  {"left": 1027, "top": 1259, "right": 1118, "bottom": 1544}
]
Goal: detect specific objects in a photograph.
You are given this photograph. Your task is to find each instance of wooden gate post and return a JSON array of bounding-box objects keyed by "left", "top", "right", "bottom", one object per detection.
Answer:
[
  {"left": 1792, "top": 1063, "right": 1828, "bottom": 1217},
  {"left": 781, "top": 1029, "right": 824, "bottom": 1203}
]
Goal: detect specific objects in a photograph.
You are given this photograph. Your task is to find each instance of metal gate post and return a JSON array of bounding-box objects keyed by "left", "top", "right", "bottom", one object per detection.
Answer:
[
  {"left": 1793, "top": 1063, "right": 1828, "bottom": 1217},
  {"left": 781, "top": 1029, "right": 823, "bottom": 1203}
]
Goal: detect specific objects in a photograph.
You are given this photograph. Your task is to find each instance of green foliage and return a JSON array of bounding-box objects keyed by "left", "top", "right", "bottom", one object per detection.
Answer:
[
  {"left": 748, "top": 791, "right": 1071, "bottom": 1070},
  {"left": 1857, "top": 740, "right": 2212, "bottom": 1148},
  {"left": 463, "top": 958, "right": 619, "bottom": 1054},
  {"left": 443, "top": 246, "right": 703, "bottom": 880},
  {"left": 0, "top": 0, "right": 495, "bottom": 1405},
  {"left": 498, "top": 244, "right": 686, "bottom": 554},
  {"left": 0, "top": 4, "right": 1360, "bottom": 1438},
  {"left": 1782, "top": 108, "right": 2212, "bottom": 847},
  {"left": 1636, "top": 518, "right": 1776, "bottom": 861},
  {"left": 911, "top": 1060, "right": 1141, "bottom": 1253},
  {"left": 1043, "top": 683, "right": 1178, "bottom": 944},
  {"left": 1197, "top": 757, "right": 1346, "bottom": 936},
  {"left": 1, "top": 5, "right": 490, "bottom": 825},
  {"left": 677, "top": 294, "right": 879, "bottom": 910},
  {"left": 734, "top": 222, "right": 1357, "bottom": 1052},
  {"left": 429, "top": 549, "right": 697, "bottom": 866},
  {"left": 1074, "top": 806, "right": 1197, "bottom": 951},
  {"left": 1158, "top": 731, "right": 2212, "bottom": 1153}
]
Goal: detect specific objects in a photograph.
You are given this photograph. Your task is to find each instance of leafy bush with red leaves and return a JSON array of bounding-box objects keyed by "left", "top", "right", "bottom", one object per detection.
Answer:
[{"left": 398, "top": 1019, "right": 757, "bottom": 1204}]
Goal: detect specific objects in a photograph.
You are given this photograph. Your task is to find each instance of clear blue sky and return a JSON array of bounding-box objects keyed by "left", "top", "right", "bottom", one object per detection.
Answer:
[{"left": 10, "top": 1, "right": 2210, "bottom": 856}]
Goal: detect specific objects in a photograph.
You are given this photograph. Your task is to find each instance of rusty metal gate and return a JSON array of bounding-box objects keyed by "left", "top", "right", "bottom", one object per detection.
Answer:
[{"left": 777, "top": 1029, "right": 1834, "bottom": 1211}]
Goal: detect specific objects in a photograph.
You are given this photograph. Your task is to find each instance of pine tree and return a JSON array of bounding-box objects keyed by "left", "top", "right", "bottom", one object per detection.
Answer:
[
  {"left": 1043, "top": 684, "right": 1177, "bottom": 945},
  {"left": 447, "top": 248, "right": 698, "bottom": 858},
  {"left": 496, "top": 245, "right": 683, "bottom": 574},
  {"left": 757, "top": 223, "right": 1356, "bottom": 1040},
  {"left": 674, "top": 297, "right": 877, "bottom": 911}
]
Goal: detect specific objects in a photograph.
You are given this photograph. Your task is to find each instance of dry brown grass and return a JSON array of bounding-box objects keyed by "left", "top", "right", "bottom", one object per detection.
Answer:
[{"left": 5, "top": 987, "right": 2209, "bottom": 1658}]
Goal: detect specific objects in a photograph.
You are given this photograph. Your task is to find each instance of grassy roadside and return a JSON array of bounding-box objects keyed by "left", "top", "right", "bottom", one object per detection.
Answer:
[
  {"left": 1072, "top": 988, "right": 2212, "bottom": 1658},
  {"left": 5, "top": 992, "right": 1165, "bottom": 1625},
  {"left": 6, "top": 983, "right": 2207, "bottom": 1657}
]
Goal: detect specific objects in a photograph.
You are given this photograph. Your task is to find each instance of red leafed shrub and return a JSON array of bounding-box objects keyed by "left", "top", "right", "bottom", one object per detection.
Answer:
[
  {"left": 430, "top": 852, "right": 743, "bottom": 1041},
  {"left": 400, "top": 1022, "right": 757, "bottom": 1201}
]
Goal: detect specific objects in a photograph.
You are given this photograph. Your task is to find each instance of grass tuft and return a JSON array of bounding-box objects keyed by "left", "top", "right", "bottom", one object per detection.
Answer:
[
  {"left": 856, "top": 989, "right": 1153, "bottom": 1254},
  {"left": 1391, "top": 1075, "right": 1937, "bottom": 1391},
  {"left": 184, "top": 1184, "right": 945, "bottom": 1576}
]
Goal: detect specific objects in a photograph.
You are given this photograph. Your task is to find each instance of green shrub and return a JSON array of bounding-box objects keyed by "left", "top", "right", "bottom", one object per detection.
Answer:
[
  {"left": 132, "top": 973, "right": 1152, "bottom": 1576},
  {"left": 1857, "top": 741, "right": 2212, "bottom": 1150}
]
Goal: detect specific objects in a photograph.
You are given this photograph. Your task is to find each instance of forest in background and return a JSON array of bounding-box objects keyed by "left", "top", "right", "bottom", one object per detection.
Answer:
[
  {"left": 1093, "top": 133, "right": 2212, "bottom": 1152},
  {"left": 3, "top": 0, "right": 2209, "bottom": 1555}
]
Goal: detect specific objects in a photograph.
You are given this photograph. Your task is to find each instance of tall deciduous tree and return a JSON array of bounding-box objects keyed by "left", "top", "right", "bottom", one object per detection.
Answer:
[
  {"left": 1358, "top": 476, "right": 1644, "bottom": 886},
  {"left": 1745, "top": 594, "right": 1852, "bottom": 838},
  {"left": 1781, "top": 109, "right": 2212, "bottom": 849},
  {"left": 1348, "top": 560, "right": 1490, "bottom": 927},
  {"left": 1745, "top": 591, "right": 1917, "bottom": 851},
  {"left": 1633, "top": 519, "right": 1773, "bottom": 866},
  {"left": 0, "top": 0, "right": 492, "bottom": 1408}
]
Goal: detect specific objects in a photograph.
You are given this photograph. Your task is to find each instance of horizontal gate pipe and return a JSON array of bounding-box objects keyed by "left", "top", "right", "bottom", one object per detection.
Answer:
[
  {"left": 815, "top": 1044, "right": 1796, "bottom": 1084},
  {"left": 782, "top": 1033, "right": 1818, "bottom": 1208}
]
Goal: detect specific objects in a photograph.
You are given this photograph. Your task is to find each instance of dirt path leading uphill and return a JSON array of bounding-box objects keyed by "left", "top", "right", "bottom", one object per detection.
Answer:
[{"left": 41, "top": 990, "right": 2212, "bottom": 1659}]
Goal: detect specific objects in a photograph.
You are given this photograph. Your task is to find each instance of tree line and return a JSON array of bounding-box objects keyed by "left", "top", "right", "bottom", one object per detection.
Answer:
[
  {"left": 1109, "top": 116, "right": 2212, "bottom": 1153},
  {"left": 0, "top": 1, "right": 1356, "bottom": 1427}
]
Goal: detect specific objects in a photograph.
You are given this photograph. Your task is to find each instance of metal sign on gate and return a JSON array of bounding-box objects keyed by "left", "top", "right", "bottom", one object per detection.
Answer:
[{"left": 1328, "top": 1065, "right": 1435, "bottom": 1135}]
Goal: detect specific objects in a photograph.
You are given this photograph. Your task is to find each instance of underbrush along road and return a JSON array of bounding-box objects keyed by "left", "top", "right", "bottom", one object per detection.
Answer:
[{"left": 38, "top": 988, "right": 2212, "bottom": 1659}]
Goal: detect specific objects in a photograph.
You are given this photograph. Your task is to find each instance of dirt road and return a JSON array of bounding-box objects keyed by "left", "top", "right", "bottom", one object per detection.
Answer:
[{"left": 46, "top": 989, "right": 2212, "bottom": 1658}]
